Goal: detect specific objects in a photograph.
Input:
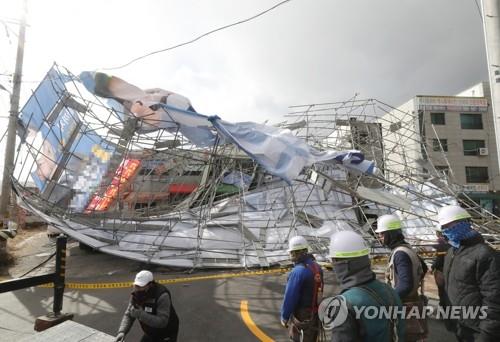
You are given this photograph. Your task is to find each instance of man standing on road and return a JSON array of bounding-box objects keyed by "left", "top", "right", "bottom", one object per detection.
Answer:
[
  {"left": 430, "top": 230, "right": 456, "bottom": 332},
  {"left": 323, "top": 230, "right": 404, "bottom": 341},
  {"left": 376, "top": 213, "right": 428, "bottom": 341},
  {"left": 438, "top": 205, "right": 500, "bottom": 341},
  {"left": 115, "top": 270, "right": 179, "bottom": 342},
  {"left": 281, "top": 236, "right": 324, "bottom": 341}
]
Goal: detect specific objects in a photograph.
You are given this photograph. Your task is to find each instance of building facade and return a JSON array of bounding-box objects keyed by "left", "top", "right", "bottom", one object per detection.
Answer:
[{"left": 383, "top": 82, "right": 500, "bottom": 214}]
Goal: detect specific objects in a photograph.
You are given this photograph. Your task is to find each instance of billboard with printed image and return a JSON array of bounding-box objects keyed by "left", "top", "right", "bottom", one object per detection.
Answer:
[{"left": 18, "top": 66, "right": 116, "bottom": 212}]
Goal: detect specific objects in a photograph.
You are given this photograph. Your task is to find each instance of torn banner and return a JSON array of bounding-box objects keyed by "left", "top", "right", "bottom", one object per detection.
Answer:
[{"left": 79, "top": 70, "right": 377, "bottom": 184}]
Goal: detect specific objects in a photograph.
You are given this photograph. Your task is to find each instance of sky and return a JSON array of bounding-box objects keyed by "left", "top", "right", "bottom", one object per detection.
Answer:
[{"left": 0, "top": 0, "right": 489, "bottom": 181}]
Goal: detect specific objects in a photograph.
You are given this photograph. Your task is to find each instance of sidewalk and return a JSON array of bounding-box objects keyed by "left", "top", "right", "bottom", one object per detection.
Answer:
[
  {"left": 18, "top": 320, "right": 114, "bottom": 342},
  {"left": 0, "top": 227, "right": 140, "bottom": 341}
]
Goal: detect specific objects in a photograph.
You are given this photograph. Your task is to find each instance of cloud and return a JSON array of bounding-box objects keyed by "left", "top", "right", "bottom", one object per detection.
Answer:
[{"left": 0, "top": 0, "right": 489, "bottom": 125}]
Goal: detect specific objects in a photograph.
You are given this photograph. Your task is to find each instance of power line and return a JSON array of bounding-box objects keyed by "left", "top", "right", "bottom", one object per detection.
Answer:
[
  {"left": 474, "top": 0, "right": 483, "bottom": 23},
  {"left": 0, "top": 128, "right": 8, "bottom": 145},
  {"left": 102, "top": 0, "right": 292, "bottom": 71}
]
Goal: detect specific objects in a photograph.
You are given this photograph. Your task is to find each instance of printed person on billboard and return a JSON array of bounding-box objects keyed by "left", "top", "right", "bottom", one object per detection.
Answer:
[
  {"left": 79, "top": 71, "right": 196, "bottom": 132},
  {"left": 28, "top": 126, "right": 113, "bottom": 210},
  {"left": 28, "top": 128, "right": 72, "bottom": 205}
]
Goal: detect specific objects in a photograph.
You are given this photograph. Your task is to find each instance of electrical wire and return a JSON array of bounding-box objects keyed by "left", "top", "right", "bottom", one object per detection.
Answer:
[
  {"left": 17, "top": 251, "right": 56, "bottom": 278},
  {"left": 0, "top": 127, "right": 8, "bottom": 145},
  {"left": 102, "top": 0, "right": 292, "bottom": 71},
  {"left": 474, "top": 0, "right": 483, "bottom": 23}
]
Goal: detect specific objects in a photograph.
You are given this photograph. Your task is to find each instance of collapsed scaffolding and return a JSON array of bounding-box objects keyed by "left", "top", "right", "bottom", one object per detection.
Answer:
[{"left": 11, "top": 64, "right": 500, "bottom": 269}]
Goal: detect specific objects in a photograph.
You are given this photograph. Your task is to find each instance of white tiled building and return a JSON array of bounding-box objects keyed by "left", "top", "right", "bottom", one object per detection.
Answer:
[{"left": 383, "top": 82, "right": 500, "bottom": 214}]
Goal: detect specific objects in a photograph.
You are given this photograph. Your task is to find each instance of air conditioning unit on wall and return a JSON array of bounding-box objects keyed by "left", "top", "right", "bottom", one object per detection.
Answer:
[{"left": 479, "top": 147, "right": 489, "bottom": 156}]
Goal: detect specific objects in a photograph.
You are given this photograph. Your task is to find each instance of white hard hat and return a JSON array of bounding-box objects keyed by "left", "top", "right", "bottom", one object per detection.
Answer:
[
  {"left": 134, "top": 270, "right": 154, "bottom": 287},
  {"left": 437, "top": 205, "right": 471, "bottom": 229},
  {"left": 287, "top": 235, "right": 309, "bottom": 252},
  {"left": 329, "top": 231, "right": 370, "bottom": 258},
  {"left": 375, "top": 214, "right": 402, "bottom": 233}
]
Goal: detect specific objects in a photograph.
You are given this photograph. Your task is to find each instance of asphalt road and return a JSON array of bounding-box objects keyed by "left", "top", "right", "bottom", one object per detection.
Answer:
[{"left": 0, "top": 239, "right": 457, "bottom": 341}]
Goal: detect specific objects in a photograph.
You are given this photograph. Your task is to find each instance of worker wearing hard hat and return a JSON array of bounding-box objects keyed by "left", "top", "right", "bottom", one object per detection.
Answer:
[
  {"left": 437, "top": 205, "right": 500, "bottom": 341},
  {"left": 376, "top": 214, "right": 428, "bottom": 341},
  {"left": 280, "top": 236, "right": 324, "bottom": 342},
  {"left": 376, "top": 214, "right": 428, "bottom": 301},
  {"left": 115, "top": 270, "right": 179, "bottom": 342},
  {"left": 322, "top": 230, "right": 404, "bottom": 341}
]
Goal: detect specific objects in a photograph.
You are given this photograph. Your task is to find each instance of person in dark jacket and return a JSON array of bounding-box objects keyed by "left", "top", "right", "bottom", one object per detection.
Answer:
[
  {"left": 115, "top": 270, "right": 179, "bottom": 342},
  {"left": 438, "top": 205, "right": 500, "bottom": 342},
  {"left": 431, "top": 231, "right": 448, "bottom": 275},
  {"left": 431, "top": 231, "right": 456, "bottom": 332},
  {"left": 376, "top": 214, "right": 428, "bottom": 341},
  {"left": 281, "top": 236, "right": 324, "bottom": 342},
  {"left": 322, "top": 230, "right": 404, "bottom": 341}
]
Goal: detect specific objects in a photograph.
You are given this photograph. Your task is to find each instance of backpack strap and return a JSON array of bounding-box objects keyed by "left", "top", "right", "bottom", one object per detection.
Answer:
[
  {"left": 303, "top": 261, "right": 323, "bottom": 313},
  {"left": 356, "top": 285, "right": 399, "bottom": 342}
]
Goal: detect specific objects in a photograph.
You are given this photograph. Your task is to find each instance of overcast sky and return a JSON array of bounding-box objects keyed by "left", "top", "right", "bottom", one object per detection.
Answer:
[
  {"left": 0, "top": 0, "right": 489, "bottom": 179},
  {"left": 0, "top": 0, "right": 488, "bottom": 121}
]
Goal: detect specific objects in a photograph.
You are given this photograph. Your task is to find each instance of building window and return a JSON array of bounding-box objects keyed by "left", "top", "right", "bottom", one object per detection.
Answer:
[
  {"left": 430, "top": 112, "right": 445, "bottom": 125},
  {"left": 463, "top": 140, "right": 486, "bottom": 156},
  {"left": 432, "top": 139, "right": 448, "bottom": 152},
  {"left": 460, "top": 113, "right": 483, "bottom": 129},
  {"left": 465, "top": 166, "right": 489, "bottom": 183}
]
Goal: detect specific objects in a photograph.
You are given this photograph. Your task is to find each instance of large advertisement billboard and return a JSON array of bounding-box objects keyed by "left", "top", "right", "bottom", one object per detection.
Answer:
[{"left": 18, "top": 66, "right": 116, "bottom": 211}]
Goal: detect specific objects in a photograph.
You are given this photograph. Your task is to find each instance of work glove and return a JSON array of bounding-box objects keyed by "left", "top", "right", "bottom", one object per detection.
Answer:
[
  {"left": 114, "top": 332, "right": 125, "bottom": 342},
  {"left": 129, "top": 307, "right": 143, "bottom": 319},
  {"left": 281, "top": 319, "right": 288, "bottom": 328}
]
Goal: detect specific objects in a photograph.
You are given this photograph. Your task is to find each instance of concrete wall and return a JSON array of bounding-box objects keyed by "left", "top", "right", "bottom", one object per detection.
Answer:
[
  {"left": 386, "top": 86, "right": 500, "bottom": 192},
  {"left": 422, "top": 107, "right": 497, "bottom": 189}
]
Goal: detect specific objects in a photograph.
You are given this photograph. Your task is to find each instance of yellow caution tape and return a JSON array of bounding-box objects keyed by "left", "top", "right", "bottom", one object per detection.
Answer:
[
  {"left": 37, "top": 267, "right": 291, "bottom": 289},
  {"left": 32, "top": 249, "right": 468, "bottom": 290}
]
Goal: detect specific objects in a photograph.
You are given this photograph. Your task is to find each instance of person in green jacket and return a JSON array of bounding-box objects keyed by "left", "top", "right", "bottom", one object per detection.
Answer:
[{"left": 320, "top": 230, "right": 405, "bottom": 341}]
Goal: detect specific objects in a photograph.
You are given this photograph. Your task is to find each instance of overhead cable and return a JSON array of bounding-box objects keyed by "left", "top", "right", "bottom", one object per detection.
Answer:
[
  {"left": 474, "top": 0, "right": 483, "bottom": 23},
  {"left": 102, "top": 0, "right": 292, "bottom": 71}
]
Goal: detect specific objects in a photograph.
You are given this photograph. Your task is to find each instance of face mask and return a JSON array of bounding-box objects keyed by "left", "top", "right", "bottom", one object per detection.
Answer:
[
  {"left": 332, "top": 257, "right": 374, "bottom": 290},
  {"left": 441, "top": 221, "right": 477, "bottom": 248},
  {"left": 332, "top": 260, "right": 349, "bottom": 282},
  {"left": 132, "top": 289, "right": 148, "bottom": 304}
]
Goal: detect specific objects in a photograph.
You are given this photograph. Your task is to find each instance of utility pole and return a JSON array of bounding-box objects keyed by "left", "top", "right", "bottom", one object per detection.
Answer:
[
  {"left": 0, "top": 0, "right": 27, "bottom": 255},
  {"left": 481, "top": 0, "right": 500, "bottom": 173}
]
